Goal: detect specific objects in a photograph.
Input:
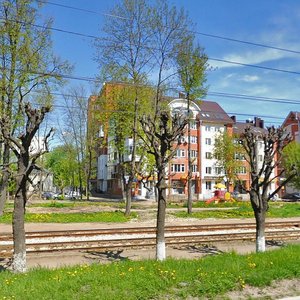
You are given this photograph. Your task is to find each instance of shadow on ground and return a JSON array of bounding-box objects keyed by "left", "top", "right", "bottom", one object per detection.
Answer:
[{"left": 84, "top": 250, "right": 129, "bottom": 262}]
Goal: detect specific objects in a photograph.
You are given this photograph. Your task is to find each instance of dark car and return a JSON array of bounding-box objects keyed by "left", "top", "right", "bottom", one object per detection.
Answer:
[
  {"left": 281, "top": 192, "right": 300, "bottom": 202},
  {"left": 42, "top": 191, "right": 54, "bottom": 200}
]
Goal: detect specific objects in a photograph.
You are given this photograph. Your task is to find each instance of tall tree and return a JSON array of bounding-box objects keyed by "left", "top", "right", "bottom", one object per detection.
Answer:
[
  {"left": 176, "top": 39, "right": 208, "bottom": 214},
  {"left": 141, "top": 0, "right": 198, "bottom": 260},
  {"left": 61, "top": 86, "right": 88, "bottom": 199},
  {"left": 0, "top": 103, "right": 53, "bottom": 273},
  {"left": 0, "top": 0, "right": 70, "bottom": 215},
  {"left": 95, "top": 0, "right": 153, "bottom": 216},
  {"left": 213, "top": 131, "right": 245, "bottom": 191},
  {"left": 240, "top": 126, "right": 297, "bottom": 252}
]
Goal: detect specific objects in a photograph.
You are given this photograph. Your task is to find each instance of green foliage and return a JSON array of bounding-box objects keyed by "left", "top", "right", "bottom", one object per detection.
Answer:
[
  {"left": 213, "top": 132, "right": 245, "bottom": 187},
  {"left": 173, "top": 202, "right": 300, "bottom": 219},
  {"left": 45, "top": 145, "right": 79, "bottom": 191},
  {"left": 176, "top": 38, "right": 208, "bottom": 100},
  {"left": 283, "top": 141, "right": 300, "bottom": 189},
  {"left": 0, "top": 245, "right": 299, "bottom": 299},
  {"left": 0, "top": 211, "right": 138, "bottom": 223}
]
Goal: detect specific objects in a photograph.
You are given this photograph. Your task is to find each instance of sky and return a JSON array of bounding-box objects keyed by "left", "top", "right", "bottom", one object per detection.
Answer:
[{"left": 39, "top": 0, "right": 300, "bottom": 126}]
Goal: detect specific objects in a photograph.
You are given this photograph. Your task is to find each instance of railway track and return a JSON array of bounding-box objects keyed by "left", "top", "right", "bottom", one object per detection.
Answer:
[{"left": 1, "top": 220, "right": 299, "bottom": 257}]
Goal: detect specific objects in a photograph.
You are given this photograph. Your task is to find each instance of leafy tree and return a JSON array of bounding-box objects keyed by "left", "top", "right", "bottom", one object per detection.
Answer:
[
  {"left": 213, "top": 131, "right": 244, "bottom": 191},
  {"left": 45, "top": 145, "right": 78, "bottom": 194},
  {"left": 95, "top": 0, "right": 153, "bottom": 216},
  {"left": 0, "top": 0, "right": 70, "bottom": 215},
  {"left": 141, "top": 0, "right": 198, "bottom": 261},
  {"left": 176, "top": 39, "right": 208, "bottom": 214},
  {"left": 97, "top": 0, "right": 208, "bottom": 260},
  {"left": 282, "top": 141, "right": 300, "bottom": 190},
  {"left": 240, "top": 126, "right": 297, "bottom": 252}
]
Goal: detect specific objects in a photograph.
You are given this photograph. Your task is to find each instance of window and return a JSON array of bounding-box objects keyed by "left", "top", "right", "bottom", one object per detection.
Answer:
[
  {"left": 234, "top": 153, "right": 246, "bottom": 160},
  {"left": 206, "top": 167, "right": 212, "bottom": 174},
  {"left": 190, "top": 150, "right": 198, "bottom": 158},
  {"left": 205, "top": 126, "right": 210, "bottom": 132},
  {"left": 190, "top": 136, "right": 198, "bottom": 144},
  {"left": 175, "top": 149, "right": 185, "bottom": 157},
  {"left": 236, "top": 166, "right": 247, "bottom": 174},
  {"left": 205, "top": 138, "right": 211, "bottom": 145},
  {"left": 205, "top": 152, "right": 212, "bottom": 159},
  {"left": 258, "top": 155, "right": 263, "bottom": 162},
  {"left": 215, "top": 167, "right": 223, "bottom": 175},
  {"left": 190, "top": 121, "right": 197, "bottom": 129},
  {"left": 171, "top": 164, "right": 185, "bottom": 173},
  {"left": 206, "top": 181, "right": 212, "bottom": 190},
  {"left": 192, "top": 165, "right": 198, "bottom": 172}
]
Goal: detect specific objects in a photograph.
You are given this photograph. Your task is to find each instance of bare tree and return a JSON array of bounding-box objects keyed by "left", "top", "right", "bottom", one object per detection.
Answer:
[
  {"left": 140, "top": 111, "right": 187, "bottom": 260},
  {"left": 61, "top": 86, "right": 88, "bottom": 199},
  {"left": 240, "top": 126, "right": 297, "bottom": 252},
  {"left": 0, "top": 103, "right": 53, "bottom": 272}
]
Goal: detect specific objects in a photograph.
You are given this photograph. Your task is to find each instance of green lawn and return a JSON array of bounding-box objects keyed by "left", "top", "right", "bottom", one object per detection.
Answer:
[
  {"left": 0, "top": 244, "right": 299, "bottom": 299},
  {"left": 173, "top": 202, "right": 300, "bottom": 219},
  {"left": 0, "top": 211, "right": 138, "bottom": 224}
]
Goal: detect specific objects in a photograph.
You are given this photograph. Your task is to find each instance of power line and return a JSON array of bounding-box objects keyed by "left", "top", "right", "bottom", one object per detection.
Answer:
[
  {"left": 207, "top": 91, "right": 300, "bottom": 105},
  {"left": 2, "top": 17, "right": 300, "bottom": 78},
  {"left": 209, "top": 57, "right": 300, "bottom": 76},
  {"left": 39, "top": 0, "right": 300, "bottom": 55},
  {"left": 37, "top": 0, "right": 128, "bottom": 20}
]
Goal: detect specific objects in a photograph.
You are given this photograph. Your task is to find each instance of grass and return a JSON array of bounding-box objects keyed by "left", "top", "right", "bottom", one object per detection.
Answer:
[
  {"left": 0, "top": 211, "right": 138, "bottom": 224},
  {"left": 0, "top": 244, "right": 299, "bottom": 299},
  {"left": 173, "top": 202, "right": 300, "bottom": 219}
]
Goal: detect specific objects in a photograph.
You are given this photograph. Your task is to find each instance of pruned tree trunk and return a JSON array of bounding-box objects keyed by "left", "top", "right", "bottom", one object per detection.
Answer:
[
  {"left": 254, "top": 208, "right": 266, "bottom": 252},
  {"left": 11, "top": 176, "right": 27, "bottom": 273},
  {"left": 156, "top": 174, "right": 167, "bottom": 261}
]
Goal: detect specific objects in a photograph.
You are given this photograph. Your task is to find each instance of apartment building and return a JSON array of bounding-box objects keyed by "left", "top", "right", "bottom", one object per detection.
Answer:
[
  {"left": 280, "top": 111, "right": 300, "bottom": 194},
  {"left": 282, "top": 111, "right": 300, "bottom": 142},
  {"left": 231, "top": 116, "right": 277, "bottom": 195},
  {"left": 88, "top": 82, "right": 278, "bottom": 200}
]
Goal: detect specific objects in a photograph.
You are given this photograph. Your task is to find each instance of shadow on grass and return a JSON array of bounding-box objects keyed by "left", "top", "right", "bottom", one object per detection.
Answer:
[{"left": 85, "top": 250, "right": 129, "bottom": 262}]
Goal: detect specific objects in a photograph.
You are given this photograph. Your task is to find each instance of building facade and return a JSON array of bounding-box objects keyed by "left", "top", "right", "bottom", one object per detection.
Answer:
[{"left": 88, "top": 82, "right": 278, "bottom": 200}]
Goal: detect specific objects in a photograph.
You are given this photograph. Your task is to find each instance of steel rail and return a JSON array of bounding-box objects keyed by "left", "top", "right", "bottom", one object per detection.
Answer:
[{"left": 1, "top": 221, "right": 299, "bottom": 257}]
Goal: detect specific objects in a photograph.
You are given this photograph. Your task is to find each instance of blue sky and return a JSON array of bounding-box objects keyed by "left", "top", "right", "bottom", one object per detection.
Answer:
[{"left": 40, "top": 0, "right": 300, "bottom": 126}]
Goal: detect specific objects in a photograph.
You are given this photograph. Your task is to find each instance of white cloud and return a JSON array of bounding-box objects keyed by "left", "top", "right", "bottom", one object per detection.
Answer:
[{"left": 240, "top": 75, "right": 260, "bottom": 82}]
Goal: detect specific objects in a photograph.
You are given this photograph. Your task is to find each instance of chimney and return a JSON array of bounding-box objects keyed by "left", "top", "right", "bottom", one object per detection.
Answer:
[
  {"left": 254, "top": 117, "right": 258, "bottom": 127},
  {"left": 259, "top": 119, "right": 264, "bottom": 129},
  {"left": 230, "top": 115, "right": 236, "bottom": 123}
]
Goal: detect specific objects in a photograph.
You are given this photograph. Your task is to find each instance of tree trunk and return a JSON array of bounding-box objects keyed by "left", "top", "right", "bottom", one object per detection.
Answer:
[
  {"left": 156, "top": 175, "right": 167, "bottom": 261},
  {"left": 0, "top": 145, "right": 10, "bottom": 216},
  {"left": 254, "top": 208, "right": 266, "bottom": 252},
  {"left": 124, "top": 179, "right": 132, "bottom": 216},
  {"left": 11, "top": 190, "right": 26, "bottom": 273}
]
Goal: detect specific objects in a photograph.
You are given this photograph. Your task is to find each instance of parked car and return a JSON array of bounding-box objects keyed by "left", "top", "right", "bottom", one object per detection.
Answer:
[
  {"left": 41, "top": 191, "right": 54, "bottom": 200},
  {"left": 281, "top": 192, "right": 300, "bottom": 202},
  {"left": 65, "top": 191, "right": 81, "bottom": 200}
]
